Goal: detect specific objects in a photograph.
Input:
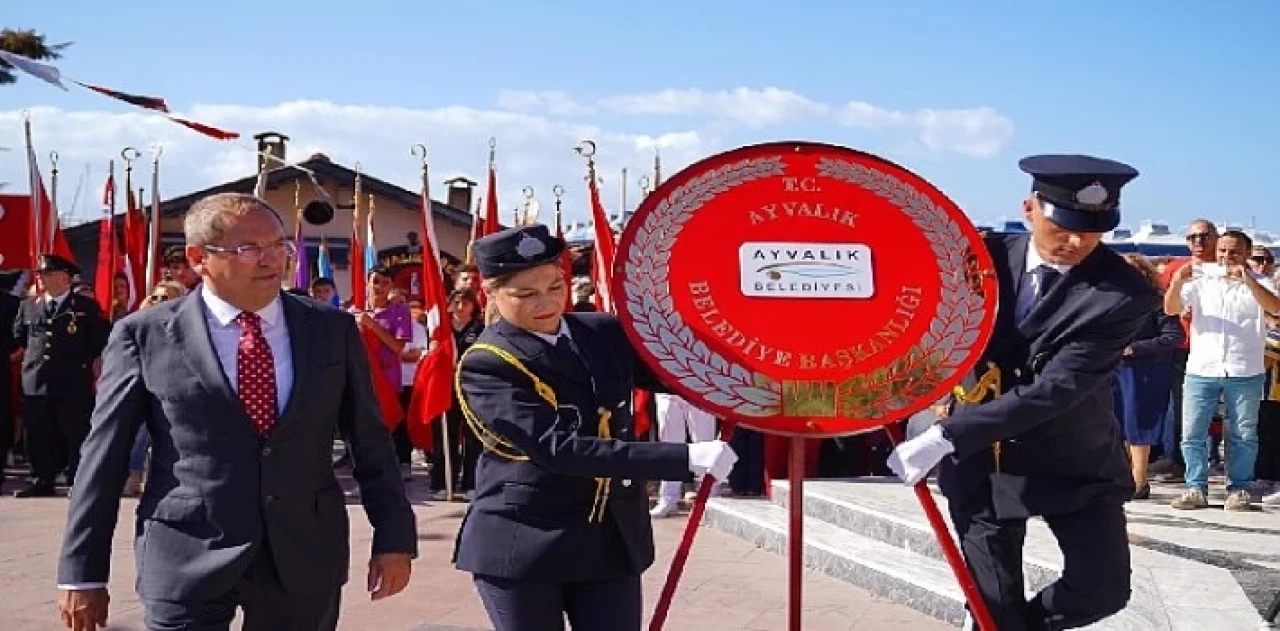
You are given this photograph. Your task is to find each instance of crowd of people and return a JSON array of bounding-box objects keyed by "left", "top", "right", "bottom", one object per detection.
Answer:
[
  {"left": 1112, "top": 223, "right": 1280, "bottom": 511},
  {"left": 0, "top": 176, "right": 1276, "bottom": 630}
]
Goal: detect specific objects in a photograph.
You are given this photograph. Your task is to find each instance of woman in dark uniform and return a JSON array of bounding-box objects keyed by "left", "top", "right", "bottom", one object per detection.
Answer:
[{"left": 454, "top": 225, "right": 738, "bottom": 631}]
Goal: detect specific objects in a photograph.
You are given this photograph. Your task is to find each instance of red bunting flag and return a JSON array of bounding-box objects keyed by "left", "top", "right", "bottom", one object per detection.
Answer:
[
  {"left": 74, "top": 81, "right": 169, "bottom": 112},
  {"left": 0, "top": 50, "right": 238, "bottom": 141}
]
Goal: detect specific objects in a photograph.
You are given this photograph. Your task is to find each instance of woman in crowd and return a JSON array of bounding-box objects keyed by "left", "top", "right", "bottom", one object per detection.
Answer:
[
  {"left": 109, "top": 272, "right": 131, "bottom": 323},
  {"left": 1115, "top": 253, "right": 1185, "bottom": 499},
  {"left": 427, "top": 288, "right": 485, "bottom": 500},
  {"left": 454, "top": 225, "right": 736, "bottom": 630},
  {"left": 123, "top": 280, "right": 186, "bottom": 496}
]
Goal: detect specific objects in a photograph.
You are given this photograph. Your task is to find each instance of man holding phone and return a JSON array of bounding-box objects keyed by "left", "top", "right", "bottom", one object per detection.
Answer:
[{"left": 1164, "top": 230, "right": 1280, "bottom": 511}]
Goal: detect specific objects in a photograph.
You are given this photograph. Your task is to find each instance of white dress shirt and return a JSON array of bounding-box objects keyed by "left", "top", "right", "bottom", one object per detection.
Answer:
[
  {"left": 1014, "top": 243, "right": 1073, "bottom": 323},
  {"left": 1181, "top": 273, "right": 1278, "bottom": 378},
  {"left": 42, "top": 290, "right": 70, "bottom": 311},
  {"left": 532, "top": 320, "right": 580, "bottom": 353},
  {"left": 401, "top": 319, "right": 428, "bottom": 388},
  {"left": 201, "top": 286, "right": 294, "bottom": 414}
]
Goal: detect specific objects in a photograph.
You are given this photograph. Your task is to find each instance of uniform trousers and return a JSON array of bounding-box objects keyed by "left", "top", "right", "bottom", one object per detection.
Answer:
[
  {"left": 22, "top": 394, "right": 92, "bottom": 485},
  {"left": 0, "top": 375, "right": 13, "bottom": 473},
  {"left": 143, "top": 537, "right": 340, "bottom": 631},
  {"left": 949, "top": 491, "right": 1130, "bottom": 631},
  {"left": 473, "top": 573, "right": 642, "bottom": 631},
  {"left": 654, "top": 395, "right": 715, "bottom": 503}
]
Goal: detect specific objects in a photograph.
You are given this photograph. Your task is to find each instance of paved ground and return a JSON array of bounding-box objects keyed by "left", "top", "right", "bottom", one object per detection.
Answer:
[{"left": 0, "top": 470, "right": 950, "bottom": 631}]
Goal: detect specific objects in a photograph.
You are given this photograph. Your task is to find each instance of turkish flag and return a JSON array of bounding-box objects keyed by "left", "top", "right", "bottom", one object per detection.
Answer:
[
  {"left": 360, "top": 327, "right": 405, "bottom": 432},
  {"left": 406, "top": 190, "right": 455, "bottom": 452},
  {"left": 0, "top": 192, "right": 72, "bottom": 270}
]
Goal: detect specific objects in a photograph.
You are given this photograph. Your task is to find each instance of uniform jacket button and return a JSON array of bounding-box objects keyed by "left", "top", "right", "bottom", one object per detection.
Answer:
[{"left": 621, "top": 479, "right": 632, "bottom": 487}]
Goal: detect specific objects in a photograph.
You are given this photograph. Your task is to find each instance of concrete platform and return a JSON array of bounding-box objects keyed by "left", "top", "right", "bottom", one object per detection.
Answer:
[
  {"left": 704, "top": 477, "right": 1276, "bottom": 630},
  {"left": 0, "top": 466, "right": 950, "bottom": 630}
]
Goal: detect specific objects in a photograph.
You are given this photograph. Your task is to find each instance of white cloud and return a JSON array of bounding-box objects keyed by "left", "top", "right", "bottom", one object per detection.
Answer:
[
  {"left": 0, "top": 86, "right": 1014, "bottom": 226},
  {"left": 496, "top": 90, "right": 594, "bottom": 116},
  {"left": 597, "top": 87, "right": 829, "bottom": 128}
]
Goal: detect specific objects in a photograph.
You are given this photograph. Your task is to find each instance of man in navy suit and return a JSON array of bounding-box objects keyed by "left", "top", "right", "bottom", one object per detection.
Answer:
[
  {"left": 889, "top": 155, "right": 1159, "bottom": 630},
  {"left": 55, "top": 193, "right": 418, "bottom": 631}
]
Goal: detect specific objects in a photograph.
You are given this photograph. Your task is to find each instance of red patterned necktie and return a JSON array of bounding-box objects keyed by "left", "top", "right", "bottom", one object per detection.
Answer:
[{"left": 235, "top": 311, "right": 278, "bottom": 435}]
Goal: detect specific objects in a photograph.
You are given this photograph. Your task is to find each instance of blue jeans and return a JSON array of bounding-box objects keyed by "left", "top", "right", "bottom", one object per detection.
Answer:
[
  {"left": 129, "top": 426, "right": 150, "bottom": 472},
  {"left": 1181, "top": 374, "right": 1265, "bottom": 492}
]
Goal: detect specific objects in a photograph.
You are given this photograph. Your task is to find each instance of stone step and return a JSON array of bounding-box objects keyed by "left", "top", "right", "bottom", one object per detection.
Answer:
[
  {"left": 702, "top": 496, "right": 970, "bottom": 625},
  {"left": 770, "top": 478, "right": 1063, "bottom": 591},
  {"left": 702, "top": 477, "right": 1266, "bottom": 630}
]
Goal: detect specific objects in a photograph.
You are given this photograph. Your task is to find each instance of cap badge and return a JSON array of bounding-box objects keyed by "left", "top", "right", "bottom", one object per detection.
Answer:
[
  {"left": 516, "top": 234, "right": 546, "bottom": 259},
  {"left": 1075, "top": 182, "right": 1109, "bottom": 206}
]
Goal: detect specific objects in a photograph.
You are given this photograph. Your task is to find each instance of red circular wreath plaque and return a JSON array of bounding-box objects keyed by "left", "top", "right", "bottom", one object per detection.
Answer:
[{"left": 613, "top": 142, "right": 999, "bottom": 437}]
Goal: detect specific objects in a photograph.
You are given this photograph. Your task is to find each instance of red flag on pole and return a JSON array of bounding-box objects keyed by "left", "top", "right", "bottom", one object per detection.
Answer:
[
  {"left": 93, "top": 172, "right": 117, "bottom": 315},
  {"left": 122, "top": 189, "right": 148, "bottom": 310},
  {"left": 361, "top": 327, "right": 405, "bottom": 431},
  {"left": 407, "top": 177, "right": 456, "bottom": 451},
  {"left": 350, "top": 175, "right": 366, "bottom": 310},
  {"left": 557, "top": 221, "right": 574, "bottom": 311},
  {"left": 586, "top": 169, "right": 616, "bottom": 313},
  {"left": 481, "top": 142, "right": 500, "bottom": 238}
]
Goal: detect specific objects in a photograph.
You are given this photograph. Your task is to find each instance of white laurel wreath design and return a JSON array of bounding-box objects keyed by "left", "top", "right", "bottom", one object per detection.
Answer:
[
  {"left": 623, "top": 157, "right": 787, "bottom": 417},
  {"left": 815, "top": 158, "right": 987, "bottom": 413}
]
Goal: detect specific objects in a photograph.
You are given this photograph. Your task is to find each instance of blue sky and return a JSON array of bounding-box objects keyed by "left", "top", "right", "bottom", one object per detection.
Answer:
[{"left": 2, "top": 1, "right": 1277, "bottom": 230}]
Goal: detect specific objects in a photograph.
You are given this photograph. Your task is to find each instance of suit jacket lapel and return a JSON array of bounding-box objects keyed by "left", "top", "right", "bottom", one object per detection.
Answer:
[
  {"left": 168, "top": 293, "right": 252, "bottom": 430},
  {"left": 276, "top": 293, "right": 312, "bottom": 427}
]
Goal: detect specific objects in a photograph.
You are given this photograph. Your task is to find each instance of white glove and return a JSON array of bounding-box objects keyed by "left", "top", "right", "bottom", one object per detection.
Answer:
[
  {"left": 688, "top": 440, "right": 739, "bottom": 481},
  {"left": 886, "top": 424, "right": 955, "bottom": 486}
]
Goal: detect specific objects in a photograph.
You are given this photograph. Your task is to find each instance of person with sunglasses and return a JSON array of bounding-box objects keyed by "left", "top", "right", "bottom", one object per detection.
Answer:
[
  {"left": 1165, "top": 230, "right": 1280, "bottom": 511},
  {"left": 1149, "top": 220, "right": 1221, "bottom": 482}
]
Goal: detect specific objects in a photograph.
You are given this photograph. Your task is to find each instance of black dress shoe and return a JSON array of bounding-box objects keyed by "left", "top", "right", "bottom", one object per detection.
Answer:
[
  {"left": 14, "top": 482, "right": 57, "bottom": 498},
  {"left": 1133, "top": 483, "right": 1151, "bottom": 500}
]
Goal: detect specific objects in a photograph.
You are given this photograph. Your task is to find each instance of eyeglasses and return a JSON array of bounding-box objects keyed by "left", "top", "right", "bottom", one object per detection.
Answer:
[
  {"left": 203, "top": 240, "right": 298, "bottom": 262},
  {"left": 1185, "top": 232, "right": 1215, "bottom": 242},
  {"left": 146, "top": 294, "right": 170, "bottom": 303}
]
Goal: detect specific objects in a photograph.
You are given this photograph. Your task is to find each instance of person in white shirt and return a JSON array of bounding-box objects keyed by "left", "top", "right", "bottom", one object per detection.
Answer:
[
  {"left": 1165, "top": 230, "right": 1280, "bottom": 511},
  {"left": 650, "top": 394, "right": 718, "bottom": 517}
]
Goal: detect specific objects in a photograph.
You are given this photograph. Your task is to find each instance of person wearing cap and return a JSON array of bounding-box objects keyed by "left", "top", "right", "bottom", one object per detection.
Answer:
[
  {"left": 888, "top": 155, "right": 1160, "bottom": 630},
  {"left": 454, "top": 224, "right": 738, "bottom": 631},
  {"left": 11, "top": 254, "right": 110, "bottom": 498}
]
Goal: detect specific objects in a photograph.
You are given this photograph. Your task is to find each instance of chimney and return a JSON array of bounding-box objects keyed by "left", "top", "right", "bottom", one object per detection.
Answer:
[
  {"left": 444, "top": 176, "right": 479, "bottom": 214},
  {"left": 253, "top": 131, "right": 290, "bottom": 173}
]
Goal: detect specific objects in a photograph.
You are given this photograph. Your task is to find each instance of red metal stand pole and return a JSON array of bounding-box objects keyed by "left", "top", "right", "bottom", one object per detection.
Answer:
[
  {"left": 648, "top": 424, "right": 736, "bottom": 631},
  {"left": 883, "top": 424, "right": 998, "bottom": 631},
  {"left": 787, "top": 436, "right": 805, "bottom": 631}
]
